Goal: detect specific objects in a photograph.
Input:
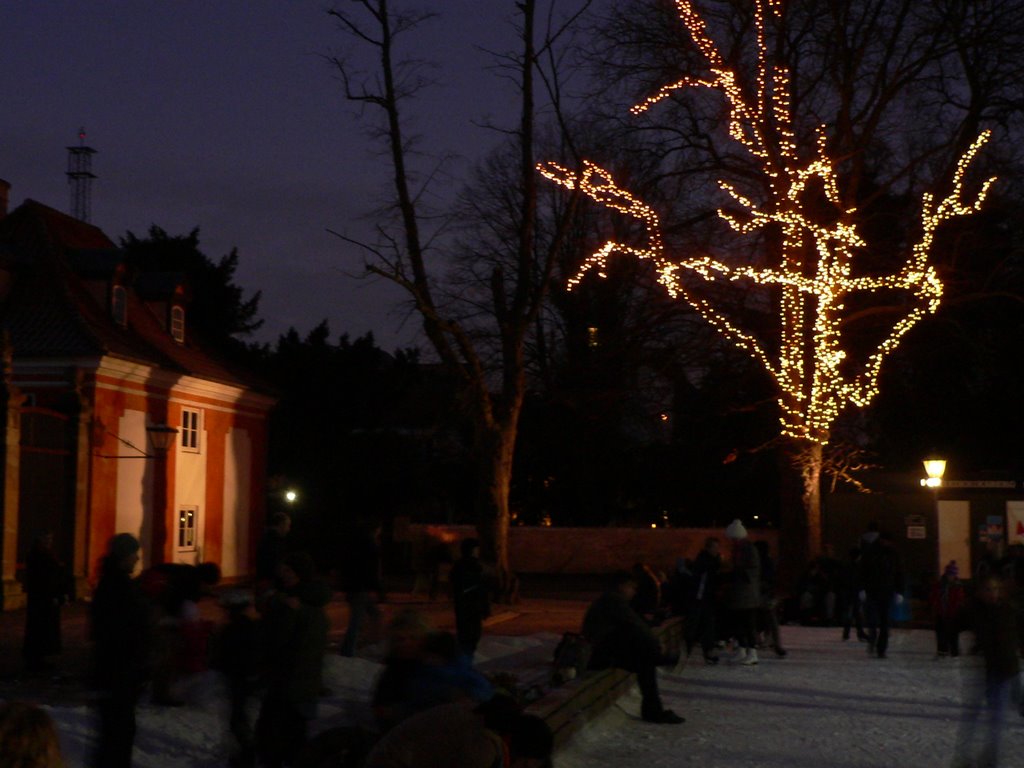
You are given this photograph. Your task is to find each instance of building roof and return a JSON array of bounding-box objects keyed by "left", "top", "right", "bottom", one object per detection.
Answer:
[{"left": 0, "top": 200, "right": 271, "bottom": 394}]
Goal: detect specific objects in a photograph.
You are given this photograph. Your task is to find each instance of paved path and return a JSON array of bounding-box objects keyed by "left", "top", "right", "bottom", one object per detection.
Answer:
[{"left": 557, "top": 625, "right": 1024, "bottom": 768}]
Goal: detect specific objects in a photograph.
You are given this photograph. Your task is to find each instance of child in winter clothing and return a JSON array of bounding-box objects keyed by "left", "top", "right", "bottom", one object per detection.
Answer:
[{"left": 929, "top": 560, "right": 965, "bottom": 657}]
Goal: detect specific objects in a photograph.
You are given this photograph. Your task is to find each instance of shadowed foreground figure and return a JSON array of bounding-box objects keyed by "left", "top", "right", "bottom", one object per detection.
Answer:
[
  {"left": 953, "top": 574, "right": 1021, "bottom": 768},
  {"left": 23, "top": 532, "right": 72, "bottom": 674},
  {"left": 449, "top": 537, "right": 490, "bottom": 661},
  {"left": 256, "top": 552, "right": 331, "bottom": 768},
  {"left": 858, "top": 523, "right": 904, "bottom": 659},
  {"left": 582, "top": 571, "right": 684, "bottom": 724},
  {"left": 0, "top": 701, "right": 66, "bottom": 768},
  {"left": 90, "top": 533, "right": 151, "bottom": 768},
  {"left": 364, "top": 697, "right": 553, "bottom": 768}
]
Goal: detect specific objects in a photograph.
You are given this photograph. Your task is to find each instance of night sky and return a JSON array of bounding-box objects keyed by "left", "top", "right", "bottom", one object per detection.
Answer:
[{"left": 0, "top": 1, "right": 529, "bottom": 351}]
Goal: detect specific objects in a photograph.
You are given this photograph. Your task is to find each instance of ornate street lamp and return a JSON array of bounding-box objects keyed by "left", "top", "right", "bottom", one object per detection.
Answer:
[
  {"left": 921, "top": 456, "right": 946, "bottom": 488},
  {"left": 98, "top": 422, "right": 178, "bottom": 459},
  {"left": 145, "top": 424, "right": 179, "bottom": 457}
]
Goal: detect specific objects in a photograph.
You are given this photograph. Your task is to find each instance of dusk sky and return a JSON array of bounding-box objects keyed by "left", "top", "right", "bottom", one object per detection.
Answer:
[{"left": 0, "top": 1, "right": 546, "bottom": 352}]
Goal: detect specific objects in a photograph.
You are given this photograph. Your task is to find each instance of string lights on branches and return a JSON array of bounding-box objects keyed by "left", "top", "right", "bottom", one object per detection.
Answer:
[{"left": 540, "top": 0, "right": 994, "bottom": 444}]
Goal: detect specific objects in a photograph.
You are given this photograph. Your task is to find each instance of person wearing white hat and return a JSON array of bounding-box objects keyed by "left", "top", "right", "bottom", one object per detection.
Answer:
[{"left": 725, "top": 519, "right": 761, "bottom": 665}]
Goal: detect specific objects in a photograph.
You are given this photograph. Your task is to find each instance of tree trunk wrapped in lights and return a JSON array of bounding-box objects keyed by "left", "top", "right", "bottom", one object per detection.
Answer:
[{"left": 541, "top": 0, "right": 994, "bottom": 564}]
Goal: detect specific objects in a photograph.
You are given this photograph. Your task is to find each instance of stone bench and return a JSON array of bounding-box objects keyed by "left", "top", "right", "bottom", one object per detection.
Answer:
[{"left": 525, "top": 616, "right": 684, "bottom": 749}]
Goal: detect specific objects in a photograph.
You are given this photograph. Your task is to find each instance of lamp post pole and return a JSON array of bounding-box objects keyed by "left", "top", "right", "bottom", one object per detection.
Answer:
[{"left": 921, "top": 455, "right": 947, "bottom": 581}]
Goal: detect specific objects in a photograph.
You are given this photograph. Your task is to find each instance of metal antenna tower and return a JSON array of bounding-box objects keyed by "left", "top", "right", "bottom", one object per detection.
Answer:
[{"left": 66, "top": 127, "right": 97, "bottom": 222}]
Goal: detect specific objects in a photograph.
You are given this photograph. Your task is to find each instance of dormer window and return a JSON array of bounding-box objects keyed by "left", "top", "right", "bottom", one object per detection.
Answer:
[
  {"left": 170, "top": 305, "right": 185, "bottom": 344},
  {"left": 111, "top": 285, "right": 127, "bottom": 327}
]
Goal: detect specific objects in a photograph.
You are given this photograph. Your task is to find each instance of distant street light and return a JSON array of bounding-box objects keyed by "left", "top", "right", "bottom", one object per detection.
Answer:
[
  {"left": 921, "top": 456, "right": 946, "bottom": 488},
  {"left": 284, "top": 489, "right": 298, "bottom": 504}
]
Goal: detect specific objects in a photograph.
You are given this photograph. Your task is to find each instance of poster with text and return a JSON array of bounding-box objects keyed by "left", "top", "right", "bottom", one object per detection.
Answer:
[{"left": 1007, "top": 501, "right": 1024, "bottom": 545}]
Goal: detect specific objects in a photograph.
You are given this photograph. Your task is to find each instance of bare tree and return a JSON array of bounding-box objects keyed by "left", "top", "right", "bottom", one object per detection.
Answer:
[{"left": 328, "top": 0, "right": 589, "bottom": 593}]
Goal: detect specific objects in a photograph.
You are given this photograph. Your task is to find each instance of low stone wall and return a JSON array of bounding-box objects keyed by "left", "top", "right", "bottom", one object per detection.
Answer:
[{"left": 404, "top": 524, "right": 779, "bottom": 574}]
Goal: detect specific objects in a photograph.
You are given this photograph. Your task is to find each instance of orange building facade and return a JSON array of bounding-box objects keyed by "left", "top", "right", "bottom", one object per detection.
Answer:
[{"left": 0, "top": 185, "right": 274, "bottom": 607}]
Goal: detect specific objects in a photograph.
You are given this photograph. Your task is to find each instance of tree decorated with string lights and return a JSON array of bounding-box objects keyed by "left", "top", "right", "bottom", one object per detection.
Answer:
[{"left": 541, "top": 0, "right": 995, "bottom": 563}]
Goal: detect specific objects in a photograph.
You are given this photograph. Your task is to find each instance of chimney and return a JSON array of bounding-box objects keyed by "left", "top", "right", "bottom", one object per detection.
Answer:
[{"left": 0, "top": 178, "right": 9, "bottom": 220}]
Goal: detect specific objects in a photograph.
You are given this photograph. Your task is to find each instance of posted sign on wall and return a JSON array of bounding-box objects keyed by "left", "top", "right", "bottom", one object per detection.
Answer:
[{"left": 1007, "top": 501, "right": 1024, "bottom": 545}]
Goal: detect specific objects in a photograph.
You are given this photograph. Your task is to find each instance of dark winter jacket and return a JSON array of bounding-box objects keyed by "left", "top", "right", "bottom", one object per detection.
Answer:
[
  {"left": 262, "top": 579, "right": 332, "bottom": 718},
  {"left": 23, "top": 543, "right": 69, "bottom": 657},
  {"left": 691, "top": 550, "right": 720, "bottom": 605},
  {"left": 373, "top": 657, "right": 424, "bottom": 732},
  {"left": 255, "top": 529, "right": 288, "bottom": 584},
  {"left": 216, "top": 612, "right": 261, "bottom": 694},
  {"left": 668, "top": 558, "right": 693, "bottom": 616},
  {"left": 582, "top": 590, "right": 660, "bottom": 664},
  {"left": 91, "top": 557, "right": 152, "bottom": 695},
  {"left": 858, "top": 536, "right": 903, "bottom": 597},
  {"left": 967, "top": 599, "right": 1021, "bottom": 682},
  {"left": 449, "top": 556, "right": 490, "bottom": 621},
  {"left": 630, "top": 564, "right": 662, "bottom": 616},
  {"left": 340, "top": 530, "right": 382, "bottom": 594},
  {"left": 726, "top": 540, "right": 761, "bottom": 611},
  {"left": 754, "top": 541, "right": 777, "bottom": 605}
]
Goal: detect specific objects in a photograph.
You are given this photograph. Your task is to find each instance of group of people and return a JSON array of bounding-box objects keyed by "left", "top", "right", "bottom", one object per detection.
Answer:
[
  {"left": 576, "top": 518, "right": 788, "bottom": 727},
  {"left": 63, "top": 514, "right": 544, "bottom": 768},
  {"left": 666, "top": 519, "right": 787, "bottom": 667},
  {"left": 15, "top": 511, "right": 1024, "bottom": 765}
]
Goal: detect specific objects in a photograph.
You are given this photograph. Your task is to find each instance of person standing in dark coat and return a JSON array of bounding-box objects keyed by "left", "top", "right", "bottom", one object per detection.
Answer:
[
  {"left": 837, "top": 547, "right": 867, "bottom": 642},
  {"left": 340, "top": 519, "right": 384, "bottom": 657},
  {"left": 256, "top": 551, "right": 331, "bottom": 768},
  {"left": 255, "top": 512, "right": 291, "bottom": 590},
  {"left": 90, "top": 533, "right": 151, "bottom": 768},
  {"left": 23, "top": 532, "right": 71, "bottom": 673},
  {"left": 582, "top": 571, "right": 683, "bottom": 724},
  {"left": 216, "top": 590, "right": 261, "bottom": 768},
  {"left": 685, "top": 538, "right": 721, "bottom": 664},
  {"left": 857, "top": 523, "right": 904, "bottom": 659},
  {"left": 449, "top": 537, "right": 490, "bottom": 661}
]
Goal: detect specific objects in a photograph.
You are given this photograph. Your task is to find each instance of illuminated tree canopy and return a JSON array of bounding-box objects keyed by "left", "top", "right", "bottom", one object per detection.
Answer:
[{"left": 540, "top": 0, "right": 995, "bottom": 444}]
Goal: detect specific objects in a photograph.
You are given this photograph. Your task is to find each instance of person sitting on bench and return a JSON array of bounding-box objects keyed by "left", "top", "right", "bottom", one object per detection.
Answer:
[{"left": 582, "top": 571, "right": 684, "bottom": 725}]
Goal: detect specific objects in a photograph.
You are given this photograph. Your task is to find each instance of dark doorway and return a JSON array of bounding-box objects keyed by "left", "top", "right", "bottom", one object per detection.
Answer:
[{"left": 18, "top": 407, "right": 76, "bottom": 568}]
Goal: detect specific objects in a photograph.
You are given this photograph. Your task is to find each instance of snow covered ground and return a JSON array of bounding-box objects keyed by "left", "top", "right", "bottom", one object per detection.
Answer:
[
  {"left": 559, "top": 626, "right": 1024, "bottom": 768},
  {"left": 45, "top": 633, "right": 558, "bottom": 767},
  {"left": 40, "top": 626, "right": 1024, "bottom": 766}
]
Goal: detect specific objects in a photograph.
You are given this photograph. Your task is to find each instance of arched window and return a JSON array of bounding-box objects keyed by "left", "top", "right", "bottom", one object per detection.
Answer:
[
  {"left": 170, "top": 305, "right": 185, "bottom": 343},
  {"left": 111, "top": 285, "right": 127, "bottom": 326}
]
